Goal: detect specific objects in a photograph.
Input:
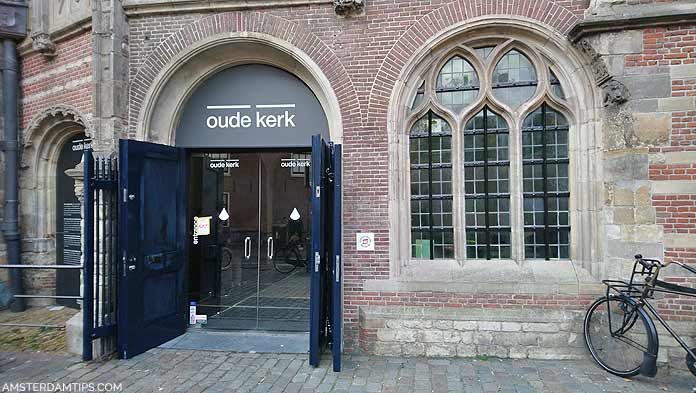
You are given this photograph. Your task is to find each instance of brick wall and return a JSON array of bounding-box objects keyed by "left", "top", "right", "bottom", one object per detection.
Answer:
[
  {"left": 20, "top": 32, "right": 93, "bottom": 129},
  {"left": 126, "top": 0, "right": 596, "bottom": 353},
  {"left": 624, "top": 24, "right": 696, "bottom": 318},
  {"left": 14, "top": 31, "right": 93, "bottom": 298}
]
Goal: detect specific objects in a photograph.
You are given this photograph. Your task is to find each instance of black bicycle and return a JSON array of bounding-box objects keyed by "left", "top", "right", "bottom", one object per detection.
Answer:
[
  {"left": 584, "top": 254, "right": 696, "bottom": 378},
  {"left": 273, "top": 237, "right": 309, "bottom": 274}
]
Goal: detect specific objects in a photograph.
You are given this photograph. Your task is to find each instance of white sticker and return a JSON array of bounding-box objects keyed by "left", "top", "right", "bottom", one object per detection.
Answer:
[
  {"left": 219, "top": 208, "right": 230, "bottom": 221},
  {"left": 356, "top": 233, "right": 375, "bottom": 251},
  {"left": 290, "top": 208, "right": 301, "bottom": 221}
]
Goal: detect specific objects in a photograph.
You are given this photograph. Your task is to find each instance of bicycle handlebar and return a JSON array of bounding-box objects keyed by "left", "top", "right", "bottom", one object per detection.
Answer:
[{"left": 635, "top": 254, "right": 696, "bottom": 275}]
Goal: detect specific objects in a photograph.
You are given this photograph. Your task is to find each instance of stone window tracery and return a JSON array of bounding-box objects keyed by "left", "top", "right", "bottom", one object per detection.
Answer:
[{"left": 407, "top": 41, "right": 573, "bottom": 261}]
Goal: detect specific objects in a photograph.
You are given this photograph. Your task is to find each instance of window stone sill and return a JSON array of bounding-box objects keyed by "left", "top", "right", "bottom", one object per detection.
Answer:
[{"left": 363, "top": 259, "right": 603, "bottom": 295}]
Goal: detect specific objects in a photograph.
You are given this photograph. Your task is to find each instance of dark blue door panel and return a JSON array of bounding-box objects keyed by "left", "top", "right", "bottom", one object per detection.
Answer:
[
  {"left": 331, "top": 144, "right": 342, "bottom": 372},
  {"left": 118, "top": 139, "right": 187, "bottom": 359},
  {"left": 310, "top": 135, "right": 326, "bottom": 367}
]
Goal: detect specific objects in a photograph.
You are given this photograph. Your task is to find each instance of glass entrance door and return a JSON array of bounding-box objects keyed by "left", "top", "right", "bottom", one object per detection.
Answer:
[{"left": 189, "top": 151, "right": 312, "bottom": 332}]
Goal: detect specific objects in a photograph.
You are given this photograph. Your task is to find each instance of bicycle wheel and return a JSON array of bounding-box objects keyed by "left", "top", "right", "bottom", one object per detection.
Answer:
[
  {"left": 221, "top": 247, "right": 233, "bottom": 271},
  {"left": 584, "top": 296, "right": 654, "bottom": 377},
  {"left": 273, "top": 249, "right": 299, "bottom": 274}
]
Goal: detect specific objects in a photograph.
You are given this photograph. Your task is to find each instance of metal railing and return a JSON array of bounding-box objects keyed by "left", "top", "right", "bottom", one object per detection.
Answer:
[
  {"left": 0, "top": 152, "right": 119, "bottom": 361},
  {"left": 83, "top": 152, "right": 119, "bottom": 361}
]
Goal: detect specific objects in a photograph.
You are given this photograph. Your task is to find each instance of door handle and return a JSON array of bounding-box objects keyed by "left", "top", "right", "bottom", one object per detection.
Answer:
[
  {"left": 267, "top": 237, "right": 274, "bottom": 259},
  {"left": 244, "top": 237, "right": 251, "bottom": 260}
]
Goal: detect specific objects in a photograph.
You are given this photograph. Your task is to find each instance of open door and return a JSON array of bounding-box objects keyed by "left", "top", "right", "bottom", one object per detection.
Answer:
[
  {"left": 331, "top": 144, "right": 343, "bottom": 372},
  {"left": 118, "top": 139, "right": 187, "bottom": 359},
  {"left": 310, "top": 135, "right": 330, "bottom": 366}
]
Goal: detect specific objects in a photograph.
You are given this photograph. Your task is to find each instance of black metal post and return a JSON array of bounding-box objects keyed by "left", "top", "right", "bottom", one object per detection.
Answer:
[
  {"left": 83, "top": 151, "right": 94, "bottom": 361},
  {"left": 3, "top": 38, "right": 24, "bottom": 311}
]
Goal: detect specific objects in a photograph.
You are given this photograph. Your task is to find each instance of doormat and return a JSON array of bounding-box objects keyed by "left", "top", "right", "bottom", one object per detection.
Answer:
[{"left": 159, "top": 330, "right": 308, "bottom": 354}]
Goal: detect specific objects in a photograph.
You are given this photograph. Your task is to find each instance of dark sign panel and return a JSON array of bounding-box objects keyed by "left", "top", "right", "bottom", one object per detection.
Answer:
[
  {"left": 176, "top": 64, "right": 329, "bottom": 148},
  {"left": 62, "top": 202, "right": 81, "bottom": 265}
]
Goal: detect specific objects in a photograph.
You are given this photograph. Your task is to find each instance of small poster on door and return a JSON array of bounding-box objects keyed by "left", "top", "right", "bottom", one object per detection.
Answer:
[{"left": 195, "top": 216, "right": 212, "bottom": 236}]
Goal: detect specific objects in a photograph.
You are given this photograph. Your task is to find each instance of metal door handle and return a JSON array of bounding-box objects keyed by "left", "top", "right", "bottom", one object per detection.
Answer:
[
  {"left": 244, "top": 237, "right": 251, "bottom": 260},
  {"left": 267, "top": 237, "right": 274, "bottom": 259}
]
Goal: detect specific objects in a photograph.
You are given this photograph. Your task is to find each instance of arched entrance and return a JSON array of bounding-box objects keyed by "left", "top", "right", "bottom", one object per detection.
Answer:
[{"left": 117, "top": 36, "right": 342, "bottom": 369}]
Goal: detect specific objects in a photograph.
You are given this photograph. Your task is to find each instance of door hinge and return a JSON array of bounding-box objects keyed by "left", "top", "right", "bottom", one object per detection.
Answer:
[
  {"left": 314, "top": 252, "right": 320, "bottom": 273},
  {"left": 315, "top": 186, "right": 320, "bottom": 198}
]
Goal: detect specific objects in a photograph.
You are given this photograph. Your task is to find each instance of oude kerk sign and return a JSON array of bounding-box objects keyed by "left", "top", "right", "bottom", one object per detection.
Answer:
[{"left": 177, "top": 64, "right": 329, "bottom": 148}]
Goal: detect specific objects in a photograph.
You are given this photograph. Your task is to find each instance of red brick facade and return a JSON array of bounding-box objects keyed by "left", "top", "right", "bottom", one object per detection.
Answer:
[
  {"left": 20, "top": 32, "right": 93, "bottom": 129},
  {"left": 11, "top": 0, "right": 696, "bottom": 357}
]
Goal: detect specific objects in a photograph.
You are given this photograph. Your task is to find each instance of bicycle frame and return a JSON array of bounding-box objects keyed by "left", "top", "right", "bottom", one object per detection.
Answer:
[{"left": 602, "top": 257, "right": 696, "bottom": 374}]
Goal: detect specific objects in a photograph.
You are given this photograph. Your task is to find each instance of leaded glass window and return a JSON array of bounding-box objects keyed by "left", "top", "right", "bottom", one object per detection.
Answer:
[
  {"left": 436, "top": 56, "right": 479, "bottom": 113},
  {"left": 406, "top": 42, "right": 571, "bottom": 262},
  {"left": 463, "top": 108, "right": 511, "bottom": 259},
  {"left": 522, "top": 104, "right": 570, "bottom": 259},
  {"left": 492, "top": 50, "right": 537, "bottom": 108},
  {"left": 410, "top": 112, "right": 454, "bottom": 259}
]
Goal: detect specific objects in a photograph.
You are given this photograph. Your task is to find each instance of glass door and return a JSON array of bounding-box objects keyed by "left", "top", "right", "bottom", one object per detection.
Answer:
[
  {"left": 189, "top": 150, "right": 311, "bottom": 332},
  {"left": 258, "top": 152, "right": 312, "bottom": 331}
]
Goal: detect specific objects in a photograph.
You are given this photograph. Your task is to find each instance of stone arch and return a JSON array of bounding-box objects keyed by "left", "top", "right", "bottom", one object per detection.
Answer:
[
  {"left": 129, "top": 11, "right": 359, "bottom": 145},
  {"left": 384, "top": 14, "right": 604, "bottom": 279},
  {"left": 21, "top": 105, "right": 90, "bottom": 239}
]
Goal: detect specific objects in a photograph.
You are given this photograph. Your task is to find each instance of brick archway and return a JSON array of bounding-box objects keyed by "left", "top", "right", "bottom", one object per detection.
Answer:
[
  {"left": 128, "top": 11, "right": 361, "bottom": 139},
  {"left": 366, "top": 0, "right": 581, "bottom": 124}
]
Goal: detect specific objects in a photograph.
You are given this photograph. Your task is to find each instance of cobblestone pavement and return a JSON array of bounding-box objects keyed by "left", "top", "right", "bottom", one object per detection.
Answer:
[{"left": 1, "top": 349, "right": 695, "bottom": 392}]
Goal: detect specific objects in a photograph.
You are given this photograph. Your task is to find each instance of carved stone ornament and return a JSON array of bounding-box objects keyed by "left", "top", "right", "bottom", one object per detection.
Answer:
[
  {"left": 602, "top": 79, "right": 630, "bottom": 107},
  {"left": 334, "top": 0, "right": 365, "bottom": 17},
  {"left": 31, "top": 32, "right": 56, "bottom": 57},
  {"left": 23, "top": 105, "right": 90, "bottom": 147},
  {"left": 574, "top": 38, "right": 611, "bottom": 86}
]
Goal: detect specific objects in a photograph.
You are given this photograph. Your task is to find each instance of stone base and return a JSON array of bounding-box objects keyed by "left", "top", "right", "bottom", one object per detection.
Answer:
[
  {"left": 360, "top": 306, "right": 586, "bottom": 359},
  {"left": 359, "top": 305, "right": 696, "bottom": 370},
  {"left": 66, "top": 311, "right": 109, "bottom": 359},
  {"left": 66, "top": 311, "right": 83, "bottom": 356}
]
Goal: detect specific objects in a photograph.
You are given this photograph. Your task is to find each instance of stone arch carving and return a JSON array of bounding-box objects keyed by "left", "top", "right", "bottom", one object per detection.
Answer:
[
  {"left": 129, "top": 11, "right": 360, "bottom": 144},
  {"left": 21, "top": 105, "right": 90, "bottom": 239},
  {"left": 384, "top": 15, "right": 604, "bottom": 279}
]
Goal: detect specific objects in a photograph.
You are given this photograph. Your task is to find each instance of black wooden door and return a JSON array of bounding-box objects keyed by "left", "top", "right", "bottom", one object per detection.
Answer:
[{"left": 118, "top": 139, "right": 188, "bottom": 359}]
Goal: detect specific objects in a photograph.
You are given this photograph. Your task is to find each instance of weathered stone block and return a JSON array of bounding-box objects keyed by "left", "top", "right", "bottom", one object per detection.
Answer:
[
  {"left": 509, "top": 346, "right": 528, "bottom": 359},
  {"left": 612, "top": 187, "right": 634, "bottom": 206},
  {"left": 633, "top": 112, "right": 670, "bottom": 146},
  {"left": 478, "top": 321, "right": 502, "bottom": 331},
  {"left": 401, "top": 343, "right": 425, "bottom": 357},
  {"left": 453, "top": 321, "right": 477, "bottom": 331},
  {"left": 635, "top": 207, "right": 656, "bottom": 225},
  {"left": 522, "top": 323, "right": 559, "bottom": 333},
  {"left": 433, "top": 320, "right": 453, "bottom": 330},
  {"left": 613, "top": 208, "right": 635, "bottom": 225},
  {"left": 621, "top": 74, "right": 671, "bottom": 99},
  {"left": 418, "top": 330, "right": 443, "bottom": 343},
  {"left": 426, "top": 344, "right": 456, "bottom": 357},
  {"left": 403, "top": 320, "right": 432, "bottom": 329},
  {"left": 395, "top": 329, "right": 417, "bottom": 343},
  {"left": 476, "top": 345, "right": 509, "bottom": 358},
  {"left": 473, "top": 332, "right": 493, "bottom": 345},
  {"left": 501, "top": 322, "right": 521, "bottom": 332},
  {"left": 374, "top": 342, "right": 402, "bottom": 356},
  {"left": 456, "top": 344, "right": 476, "bottom": 357},
  {"left": 442, "top": 331, "right": 461, "bottom": 343},
  {"left": 658, "top": 97, "right": 696, "bottom": 112},
  {"left": 377, "top": 329, "right": 397, "bottom": 342},
  {"left": 459, "top": 331, "right": 474, "bottom": 344}
]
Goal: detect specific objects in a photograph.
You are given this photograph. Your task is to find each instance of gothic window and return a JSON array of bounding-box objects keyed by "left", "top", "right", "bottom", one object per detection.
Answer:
[
  {"left": 407, "top": 43, "right": 572, "bottom": 261},
  {"left": 410, "top": 112, "right": 454, "bottom": 259}
]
